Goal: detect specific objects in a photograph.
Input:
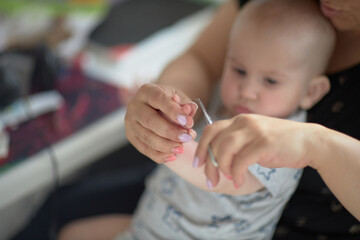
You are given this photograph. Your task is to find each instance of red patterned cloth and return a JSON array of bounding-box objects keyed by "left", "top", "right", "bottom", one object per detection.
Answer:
[{"left": 0, "top": 67, "right": 122, "bottom": 172}]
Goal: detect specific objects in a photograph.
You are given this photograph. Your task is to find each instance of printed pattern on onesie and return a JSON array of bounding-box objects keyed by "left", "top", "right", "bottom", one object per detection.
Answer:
[{"left": 131, "top": 164, "right": 302, "bottom": 240}]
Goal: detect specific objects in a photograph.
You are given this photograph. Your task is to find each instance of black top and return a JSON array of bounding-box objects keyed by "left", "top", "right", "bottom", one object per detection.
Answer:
[{"left": 237, "top": 0, "right": 360, "bottom": 239}]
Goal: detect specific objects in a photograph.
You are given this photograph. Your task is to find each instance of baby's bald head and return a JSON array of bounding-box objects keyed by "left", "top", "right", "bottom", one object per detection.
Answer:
[{"left": 232, "top": 0, "right": 335, "bottom": 76}]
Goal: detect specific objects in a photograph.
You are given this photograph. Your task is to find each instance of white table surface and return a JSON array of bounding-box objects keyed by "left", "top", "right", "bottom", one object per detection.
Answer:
[{"left": 0, "top": 108, "right": 128, "bottom": 240}]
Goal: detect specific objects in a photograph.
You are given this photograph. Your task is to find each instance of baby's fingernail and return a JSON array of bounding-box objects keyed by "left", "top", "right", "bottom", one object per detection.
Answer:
[
  {"left": 206, "top": 178, "right": 213, "bottom": 189},
  {"left": 178, "top": 133, "right": 192, "bottom": 143},
  {"left": 186, "top": 116, "right": 194, "bottom": 128},
  {"left": 224, "top": 174, "right": 233, "bottom": 180},
  {"left": 173, "top": 94, "right": 180, "bottom": 103},
  {"left": 165, "top": 155, "right": 176, "bottom": 162},
  {"left": 190, "top": 102, "right": 198, "bottom": 111},
  {"left": 233, "top": 181, "right": 240, "bottom": 189},
  {"left": 193, "top": 156, "right": 199, "bottom": 168},
  {"left": 176, "top": 115, "right": 187, "bottom": 126},
  {"left": 172, "top": 146, "right": 184, "bottom": 154},
  {"left": 182, "top": 105, "right": 192, "bottom": 115}
]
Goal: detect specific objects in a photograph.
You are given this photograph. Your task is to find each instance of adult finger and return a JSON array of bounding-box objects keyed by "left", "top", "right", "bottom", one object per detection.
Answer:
[
  {"left": 204, "top": 147, "right": 221, "bottom": 189},
  {"left": 143, "top": 84, "right": 192, "bottom": 128},
  {"left": 128, "top": 120, "right": 186, "bottom": 156},
  {"left": 137, "top": 102, "right": 195, "bottom": 144},
  {"left": 131, "top": 134, "right": 177, "bottom": 164},
  {"left": 202, "top": 115, "right": 262, "bottom": 186},
  {"left": 211, "top": 130, "right": 245, "bottom": 179},
  {"left": 230, "top": 141, "right": 264, "bottom": 187},
  {"left": 127, "top": 90, "right": 195, "bottom": 144},
  {"left": 194, "top": 120, "right": 230, "bottom": 168}
]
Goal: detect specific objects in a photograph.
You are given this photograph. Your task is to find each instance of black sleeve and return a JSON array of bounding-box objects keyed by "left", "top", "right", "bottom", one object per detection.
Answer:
[{"left": 238, "top": 0, "right": 250, "bottom": 8}]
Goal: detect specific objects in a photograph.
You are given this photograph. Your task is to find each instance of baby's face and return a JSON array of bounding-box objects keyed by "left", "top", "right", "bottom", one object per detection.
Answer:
[{"left": 220, "top": 23, "right": 313, "bottom": 118}]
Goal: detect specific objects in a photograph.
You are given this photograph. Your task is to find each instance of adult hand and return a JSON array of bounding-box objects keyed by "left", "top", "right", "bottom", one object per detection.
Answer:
[
  {"left": 125, "top": 83, "right": 198, "bottom": 163},
  {"left": 195, "top": 114, "right": 311, "bottom": 187}
]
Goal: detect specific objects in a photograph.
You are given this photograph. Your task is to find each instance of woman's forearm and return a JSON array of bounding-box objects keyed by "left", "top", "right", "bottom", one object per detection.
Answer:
[
  {"left": 308, "top": 124, "right": 360, "bottom": 220},
  {"left": 156, "top": 0, "right": 238, "bottom": 107}
]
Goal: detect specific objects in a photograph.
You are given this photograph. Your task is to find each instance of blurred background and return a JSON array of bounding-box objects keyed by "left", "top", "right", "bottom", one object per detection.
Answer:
[{"left": 0, "top": 0, "right": 223, "bottom": 239}]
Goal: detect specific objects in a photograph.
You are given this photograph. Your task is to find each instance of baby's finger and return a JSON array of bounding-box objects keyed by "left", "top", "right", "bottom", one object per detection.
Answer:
[
  {"left": 172, "top": 92, "right": 198, "bottom": 126},
  {"left": 188, "top": 102, "right": 198, "bottom": 117},
  {"left": 179, "top": 102, "right": 198, "bottom": 128}
]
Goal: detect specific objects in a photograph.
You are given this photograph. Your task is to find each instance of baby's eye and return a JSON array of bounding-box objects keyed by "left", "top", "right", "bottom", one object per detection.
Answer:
[
  {"left": 264, "top": 77, "right": 278, "bottom": 86},
  {"left": 233, "top": 67, "right": 246, "bottom": 76}
]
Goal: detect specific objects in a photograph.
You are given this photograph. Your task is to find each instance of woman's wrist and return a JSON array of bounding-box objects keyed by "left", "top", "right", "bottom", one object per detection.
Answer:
[
  {"left": 306, "top": 121, "right": 360, "bottom": 177},
  {"left": 304, "top": 122, "right": 331, "bottom": 171},
  {"left": 305, "top": 122, "right": 360, "bottom": 220}
]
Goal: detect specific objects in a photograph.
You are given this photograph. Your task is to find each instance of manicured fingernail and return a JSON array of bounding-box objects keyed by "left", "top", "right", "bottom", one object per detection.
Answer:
[
  {"left": 193, "top": 156, "right": 199, "bottom": 168},
  {"left": 206, "top": 178, "right": 213, "bottom": 189},
  {"left": 165, "top": 155, "right": 176, "bottom": 162},
  {"left": 233, "top": 181, "right": 240, "bottom": 189},
  {"left": 178, "top": 133, "right": 192, "bottom": 143},
  {"left": 176, "top": 115, "right": 187, "bottom": 126},
  {"left": 224, "top": 174, "right": 233, "bottom": 180},
  {"left": 189, "top": 129, "right": 197, "bottom": 139},
  {"left": 172, "top": 146, "right": 184, "bottom": 154}
]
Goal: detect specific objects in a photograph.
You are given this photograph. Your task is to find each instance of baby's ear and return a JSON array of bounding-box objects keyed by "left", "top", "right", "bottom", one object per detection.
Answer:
[{"left": 300, "top": 75, "right": 330, "bottom": 110}]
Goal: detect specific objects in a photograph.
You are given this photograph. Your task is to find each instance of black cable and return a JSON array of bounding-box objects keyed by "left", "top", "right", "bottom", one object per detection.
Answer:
[
  {"left": 23, "top": 98, "right": 60, "bottom": 240},
  {"left": 46, "top": 145, "right": 59, "bottom": 240}
]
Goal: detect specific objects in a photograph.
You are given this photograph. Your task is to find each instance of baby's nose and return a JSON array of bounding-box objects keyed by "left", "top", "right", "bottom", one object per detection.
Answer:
[{"left": 238, "top": 81, "right": 257, "bottom": 100}]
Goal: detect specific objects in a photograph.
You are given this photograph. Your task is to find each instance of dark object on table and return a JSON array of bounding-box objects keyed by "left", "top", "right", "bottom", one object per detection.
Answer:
[
  {"left": 0, "top": 67, "right": 20, "bottom": 110},
  {"left": 90, "top": 0, "right": 207, "bottom": 46},
  {"left": 0, "top": 45, "right": 59, "bottom": 110}
]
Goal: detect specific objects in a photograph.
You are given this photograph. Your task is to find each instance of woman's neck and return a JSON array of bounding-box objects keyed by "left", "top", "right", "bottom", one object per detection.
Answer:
[{"left": 327, "top": 30, "right": 360, "bottom": 74}]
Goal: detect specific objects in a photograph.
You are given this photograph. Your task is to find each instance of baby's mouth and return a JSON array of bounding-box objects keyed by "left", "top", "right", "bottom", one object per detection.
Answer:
[{"left": 235, "top": 105, "right": 252, "bottom": 114}]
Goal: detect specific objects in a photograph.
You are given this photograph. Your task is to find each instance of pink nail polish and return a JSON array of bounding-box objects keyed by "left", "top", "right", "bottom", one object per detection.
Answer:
[
  {"left": 165, "top": 155, "right": 176, "bottom": 162},
  {"left": 193, "top": 156, "right": 199, "bottom": 168},
  {"left": 206, "top": 179, "right": 213, "bottom": 189},
  {"left": 172, "top": 146, "right": 184, "bottom": 154},
  {"left": 224, "top": 174, "right": 233, "bottom": 180},
  {"left": 178, "top": 133, "right": 192, "bottom": 143},
  {"left": 189, "top": 129, "right": 197, "bottom": 139},
  {"left": 176, "top": 115, "right": 187, "bottom": 126}
]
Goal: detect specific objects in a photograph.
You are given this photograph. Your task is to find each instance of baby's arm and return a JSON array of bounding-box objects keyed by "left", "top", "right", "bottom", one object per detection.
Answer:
[{"left": 165, "top": 141, "right": 264, "bottom": 195}]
